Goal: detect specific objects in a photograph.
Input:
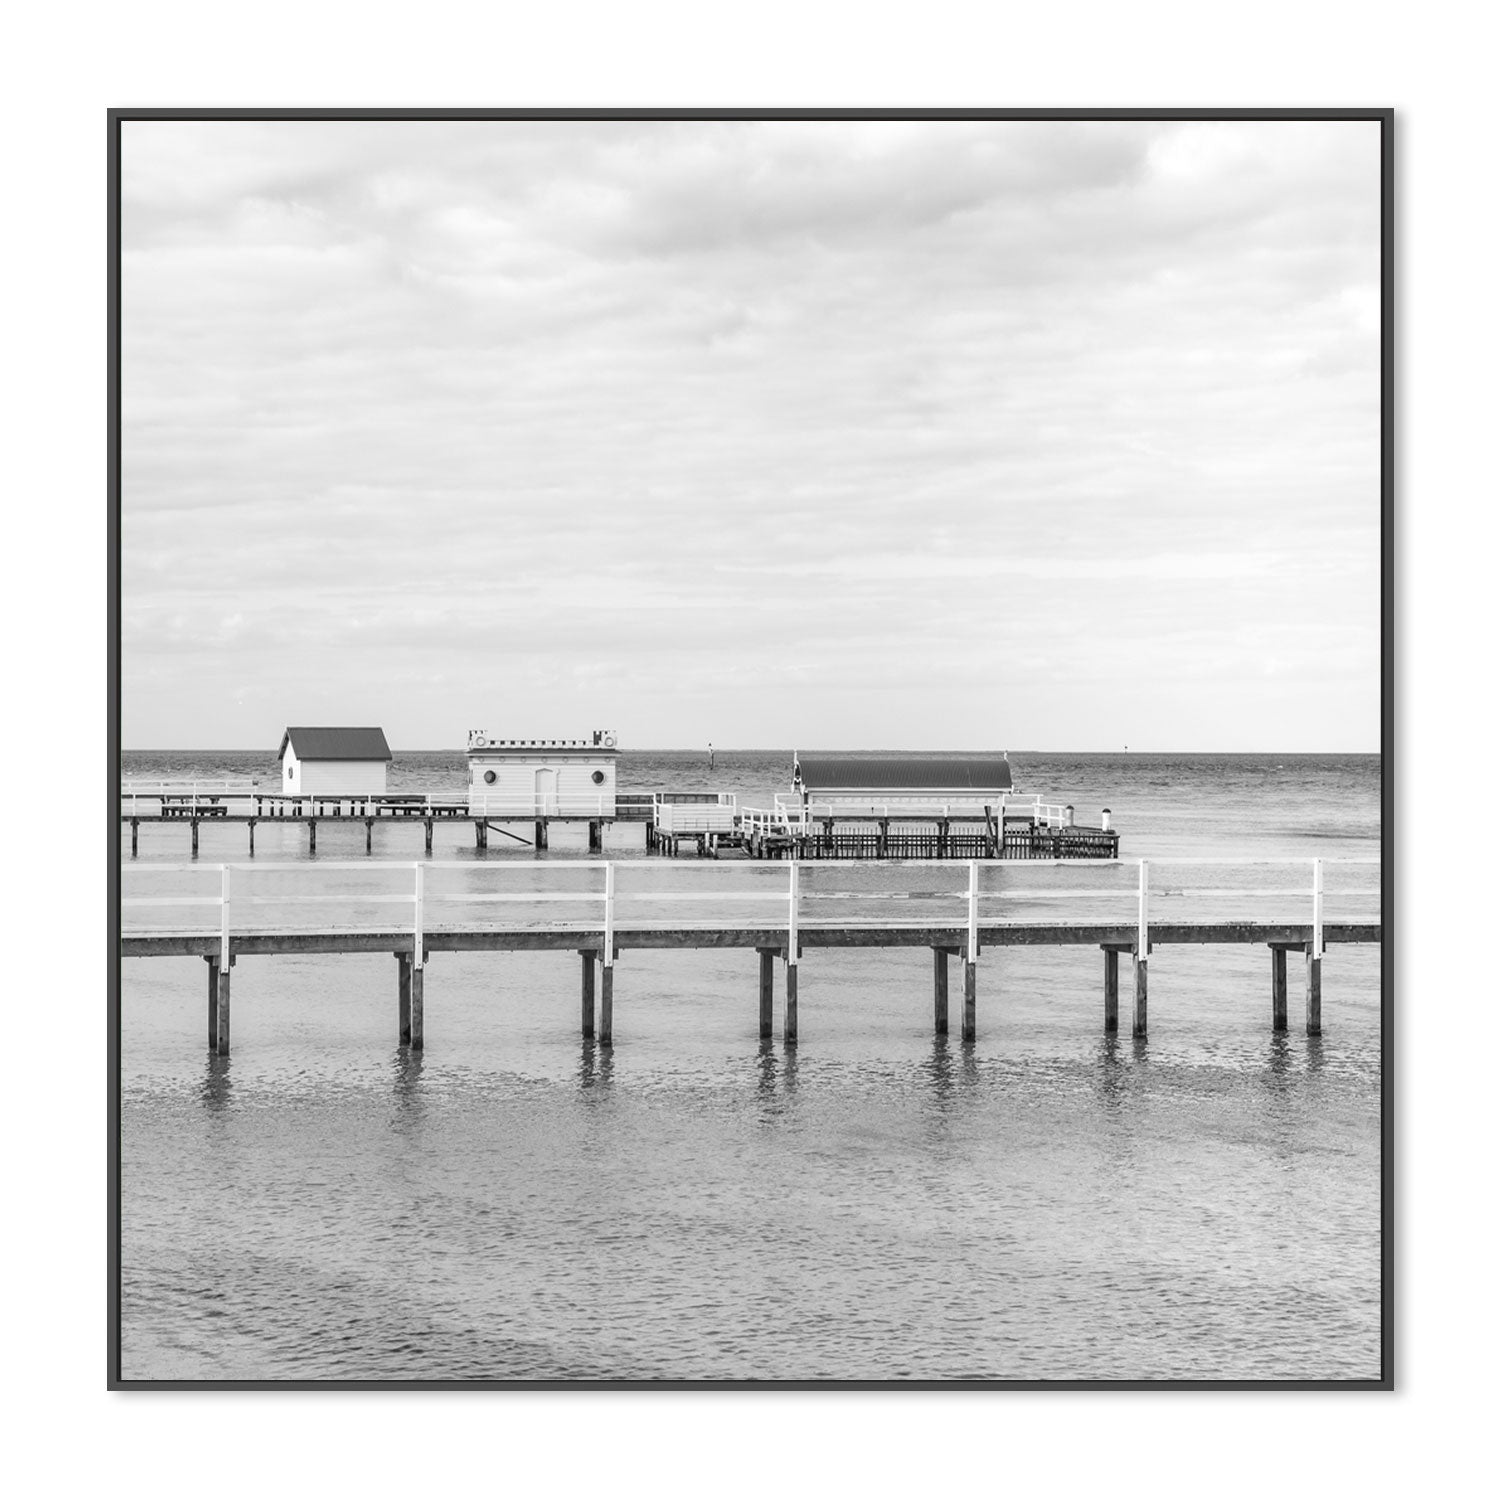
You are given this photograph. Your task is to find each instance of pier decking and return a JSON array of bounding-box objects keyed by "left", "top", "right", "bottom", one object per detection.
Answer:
[{"left": 122, "top": 857, "right": 1381, "bottom": 1055}]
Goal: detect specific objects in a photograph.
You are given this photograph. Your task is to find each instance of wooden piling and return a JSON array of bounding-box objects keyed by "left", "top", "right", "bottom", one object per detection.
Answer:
[
  {"left": 784, "top": 959, "right": 799, "bottom": 1045},
  {"left": 190, "top": 819, "right": 199, "bottom": 858},
  {"left": 397, "top": 953, "right": 412, "bottom": 1045},
  {"left": 424, "top": 818, "right": 433, "bottom": 855},
  {"left": 1132, "top": 953, "right": 1148, "bottom": 1037},
  {"left": 1271, "top": 946, "right": 1288, "bottom": 1032},
  {"left": 215, "top": 964, "right": 231, "bottom": 1056},
  {"left": 365, "top": 818, "right": 374, "bottom": 855},
  {"left": 247, "top": 820, "right": 256, "bottom": 857},
  {"left": 961, "top": 960, "right": 976, "bottom": 1042},
  {"left": 410, "top": 963, "right": 425, "bottom": 1050},
  {"left": 207, "top": 957, "right": 219, "bottom": 1049},
  {"left": 581, "top": 950, "right": 596, "bottom": 1039},
  {"left": 308, "top": 820, "right": 317, "bottom": 855},
  {"left": 131, "top": 819, "right": 139, "bottom": 857},
  {"left": 1103, "top": 948, "right": 1119, "bottom": 1033},
  {"left": 933, "top": 947, "right": 949, "bottom": 1035},
  {"left": 1305, "top": 946, "right": 1322, "bottom": 1036},
  {"left": 599, "top": 964, "right": 614, "bottom": 1046},
  {"left": 758, "top": 948, "right": 774, "bottom": 1039}
]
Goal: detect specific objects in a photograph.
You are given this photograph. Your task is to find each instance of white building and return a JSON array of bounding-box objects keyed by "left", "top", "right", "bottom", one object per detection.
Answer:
[
  {"left": 466, "top": 730, "right": 619, "bottom": 816},
  {"left": 278, "top": 726, "right": 392, "bottom": 796}
]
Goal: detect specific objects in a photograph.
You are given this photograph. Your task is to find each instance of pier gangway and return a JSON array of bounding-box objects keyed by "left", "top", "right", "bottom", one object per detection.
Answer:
[{"left": 121, "top": 856, "right": 1381, "bottom": 1055}]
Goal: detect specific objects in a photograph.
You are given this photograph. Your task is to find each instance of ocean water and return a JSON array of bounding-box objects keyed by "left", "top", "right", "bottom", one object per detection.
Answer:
[{"left": 118, "top": 751, "right": 1383, "bottom": 1382}]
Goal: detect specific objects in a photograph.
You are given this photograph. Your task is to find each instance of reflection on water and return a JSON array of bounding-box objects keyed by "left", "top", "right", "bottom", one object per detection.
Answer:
[
  {"left": 197, "top": 1054, "right": 232, "bottom": 1114},
  {"left": 578, "top": 1041, "right": 613, "bottom": 1096}
]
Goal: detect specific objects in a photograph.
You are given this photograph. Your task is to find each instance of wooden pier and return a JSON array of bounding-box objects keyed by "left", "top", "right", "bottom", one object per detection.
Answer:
[{"left": 122, "top": 857, "right": 1380, "bottom": 1055}]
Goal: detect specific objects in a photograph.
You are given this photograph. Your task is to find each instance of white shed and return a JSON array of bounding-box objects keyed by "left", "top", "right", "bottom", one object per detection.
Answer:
[
  {"left": 466, "top": 730, "right": 619, "bottom": 816},
  {"left": 279, "top": 727, "right": 393, "bottom": 797}
]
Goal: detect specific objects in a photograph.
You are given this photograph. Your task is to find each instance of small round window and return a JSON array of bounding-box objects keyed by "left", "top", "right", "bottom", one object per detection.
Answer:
[
  {"left": 483, "top": 770, "right": 497, "bottom": 785},
  {"left": 591, "top": 770, "right": 605, "bottom": 785}
]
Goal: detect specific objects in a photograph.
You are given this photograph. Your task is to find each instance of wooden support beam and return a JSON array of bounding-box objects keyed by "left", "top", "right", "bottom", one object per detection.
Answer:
[
  {"left": 962, "top": 960, "right": 976, "bottom": 1042},
  {"left": 1132, "top": 953, "right": 1148, "bottom": 1037},
  {"left": 397, "top": 953, "right": 412, "bottom": 1045},
  {"left": 1103, "top": 947, "right": 1119, "bottom": 1033},
  {"left": 191, "top": 819, "right": 199, "bottom": 858},
  {"left": 308, "top": 820, "right": 317, "bottom": 855},
  {"left": 424, "top": 818, "right": 433, "bottom": 855},
  {"left": 1305, "top": 946, "right": 1322, "bottom": 1036},
  {"left": 207, "top": 957, "right": 219, "bottom": 1049},
  {"left": 131, "top": 820, "right": 139, "bottom": 858},
  {"left": 365, "top": 818, "right": 374, "bottom": 855},
  {"left": 1271, "top": 947, "right": 1288, "bottom": 1032},
  {"left": 759, "top": 948, "right": 774, "bottom": 1039},
  {"left": 933, "top": 947, "right": 949, "bottom": 1035},
  {"left": 784, "top": 959, "right": 799, "bottom": 1045},
  {"left": 215, "top": 964, "right": 231, "bottom": 1056},
  {"left": 581, "top": 950, "right": 596, "bottom": 1039},
  {"left": 247, "top": 820, "right": 256, "bottom": 857},
  {"left": 409, "top": 962, "right": 425, "bottom": 1050},
  {"left": 599, "top": 964, "right": 614, "bottom": 1046}
]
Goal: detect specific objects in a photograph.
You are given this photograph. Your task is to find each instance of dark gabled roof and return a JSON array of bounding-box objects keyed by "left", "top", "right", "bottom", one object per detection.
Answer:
[
  {"left": 794, "top": 754, "right": 1012, "bottom": 792},
  {"left": 278, "top": 727, "right": 392, "bottom": 762}
]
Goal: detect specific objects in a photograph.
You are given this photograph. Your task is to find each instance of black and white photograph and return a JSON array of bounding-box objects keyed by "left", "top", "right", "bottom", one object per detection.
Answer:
[{"left": 110, "top": 109, "right": 1389, "bottom": 1387}]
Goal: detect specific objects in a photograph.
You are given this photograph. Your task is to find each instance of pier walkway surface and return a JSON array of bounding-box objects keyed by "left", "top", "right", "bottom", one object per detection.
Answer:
[{"left": 121, "top": 857, "right": 1382, "bottom": 1055}]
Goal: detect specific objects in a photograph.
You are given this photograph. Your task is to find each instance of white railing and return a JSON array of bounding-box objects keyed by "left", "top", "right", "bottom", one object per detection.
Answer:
[
  {"left": 122, "top": 857, "right": 1379, "bottom": 970},
  {"left": 749, "top": 793, "right": 1076, "bottom": 832},
  {"left": 468, "top": 793, "right": 617, "bottom": 818},
  {"left": 653, "top": 793, "right": 738, "bottom": 834},
  {"left": 120, "top": 779, "right": 262, "bottom": 814}
]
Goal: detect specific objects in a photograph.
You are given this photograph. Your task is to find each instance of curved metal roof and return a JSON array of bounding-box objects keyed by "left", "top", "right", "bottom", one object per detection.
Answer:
[{"left": 793, "top": 754, "right": 1012, "bottom": 792}]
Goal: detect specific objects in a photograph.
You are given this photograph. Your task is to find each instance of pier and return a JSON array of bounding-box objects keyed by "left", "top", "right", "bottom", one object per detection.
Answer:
[
  {"left": 120, "top": 783, "right": 1119, "bottom": 861},
  {"left": 121, "top": 857, "right": 1380, "bottom": 1055}
]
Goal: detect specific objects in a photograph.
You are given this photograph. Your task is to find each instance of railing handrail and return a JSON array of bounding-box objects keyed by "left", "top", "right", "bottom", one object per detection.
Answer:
[{"left": 123, "top": 857, "right": 1380, "bottom": 967}]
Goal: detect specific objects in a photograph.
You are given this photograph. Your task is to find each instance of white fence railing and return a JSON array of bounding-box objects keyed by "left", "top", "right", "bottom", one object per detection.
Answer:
[
  {"left": 122, "top": 857, "right": 1379, "bottom": 972},
  {"left": 653, "top": 794, "right": 738, "bottom": 834},
  {"left": 468, "top": 793, "right": 617, "bottom": 818},
  {"left": 742, "top": 793, "right": 1077, "bottom": 834}
]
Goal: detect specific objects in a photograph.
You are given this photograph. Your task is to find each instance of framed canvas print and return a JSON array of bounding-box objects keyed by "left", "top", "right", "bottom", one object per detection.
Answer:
[{"left": 109, "top": 108, "right": 1390, "bottom": 1388}]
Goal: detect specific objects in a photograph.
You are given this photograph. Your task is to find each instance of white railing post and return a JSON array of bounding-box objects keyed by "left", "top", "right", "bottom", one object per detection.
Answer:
[
  {"left": 603, "top": 861, "right": 615, "bottom": 966},
  {"left": 1312, "top": 857, "right": 1324, "bottom": 959},
  {"left": 967, "top": 859, "right": 979, "bottom": 965},
  {"left": 788, "top": 861, "right": 800, "bottom": 963},
  {"left": 1138, "top": 860, "right": 1149, "bottom": 955},
  {"left": 413, "top": 862, "right": 425, "bottom": 969},
  {"left": 219, "top": 864, "right": 231, "bottom": 969}
]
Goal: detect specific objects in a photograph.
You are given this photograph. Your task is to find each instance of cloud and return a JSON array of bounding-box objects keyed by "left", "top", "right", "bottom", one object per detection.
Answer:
[{"left": 121, "top": 119, "right": 1381, "bottom": 750}]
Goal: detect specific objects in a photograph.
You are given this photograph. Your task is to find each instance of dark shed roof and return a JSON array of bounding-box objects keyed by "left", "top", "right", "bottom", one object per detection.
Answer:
[
  {"left": 794, "top": 754, "right": 1012, "bottom": 792},
  {"left": 279, "top": 727, "right": 392, "bottom": 762}
]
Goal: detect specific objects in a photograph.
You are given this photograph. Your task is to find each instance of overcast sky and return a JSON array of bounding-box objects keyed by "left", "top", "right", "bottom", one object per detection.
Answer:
[{"left": 121, "top": 118, "right": 1381, "bottom": 751}]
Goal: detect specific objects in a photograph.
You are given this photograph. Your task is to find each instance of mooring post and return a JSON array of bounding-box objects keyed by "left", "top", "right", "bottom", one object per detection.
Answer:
[
  {"left": 933, "top": 947, "right": 949, "bottom": 1035},
  {"left": 1103, "top": 947, "right": 1119, "bottom": 1033},
  {"left": 759, "top": 948, "right": 774, "bottom": 1040},
  {"left": 131, "top": 819, "right": 139, "bottom": 858},
  {"left": 410, "top": 863, "right": 425, "bottom": 1049},
  {"left": 206, "top": 957, "right": 220, "bottom": 1049},
  {"left": 785, "top": 862, "right": 800, "bottom": 1044},
  {"left": 410, "top": 963, "right": 425, "bottom": 1050},
  {"left": 1271, "top": 946, "right": 1288, "bottom": 1032},
  {"left": 1132, "top": 953, "right": 1148, "bottom": 1037},
  {"left": 215, "top": 964, "right": 231, "bottom": 1055},
  {"left": 1305, "top": 945, "right": 1322, "bottom": 1037},
  {"left": 397, "top": 952, "right": 412, "bottom": 1045},
  {"left": 599, "top": 863, "right": 615, "bottom": 1045},
  {"left": 581, "top": 950, "right": 596, "bottom": 1039}
]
